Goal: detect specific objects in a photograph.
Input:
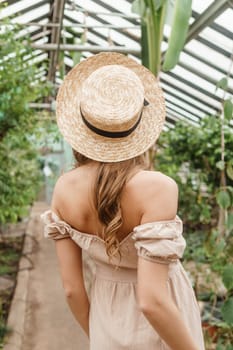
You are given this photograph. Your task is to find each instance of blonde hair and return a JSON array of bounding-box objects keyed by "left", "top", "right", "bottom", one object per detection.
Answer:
[{"left": 73, "top": 150, "right": 149, "bottom": 261}]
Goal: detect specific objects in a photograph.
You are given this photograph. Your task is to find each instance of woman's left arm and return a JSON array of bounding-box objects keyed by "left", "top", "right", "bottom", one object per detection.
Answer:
[
  {"left": 49, "top": 175, "right": 90, "bottom": 336},
  {"left": 55, "top": 237, "right": 90, "bottom": 337}
]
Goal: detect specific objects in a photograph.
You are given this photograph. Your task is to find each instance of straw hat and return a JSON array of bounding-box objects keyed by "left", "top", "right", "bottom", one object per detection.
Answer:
[{"left": 56, "top": 52, "right": 166, "bottom": 162}]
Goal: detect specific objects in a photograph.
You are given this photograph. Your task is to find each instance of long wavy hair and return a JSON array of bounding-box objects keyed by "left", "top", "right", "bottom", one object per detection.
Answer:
[{"left": 73, "top": 150, "right": 149, "bottom": 261}]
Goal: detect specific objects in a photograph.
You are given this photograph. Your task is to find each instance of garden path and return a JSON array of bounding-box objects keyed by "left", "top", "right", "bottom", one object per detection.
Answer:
[{"left": 21, "top": 202, "right": 89, "bottom": 350}]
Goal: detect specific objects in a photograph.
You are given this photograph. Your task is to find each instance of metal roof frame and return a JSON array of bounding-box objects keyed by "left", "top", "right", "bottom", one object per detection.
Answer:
[
  {"left": 47, "top": 0, "right": 65, "bottom": 82},
  {"left": 186, "top": 0, "right": 232, "bottom": 42},
  {"left": 0, "top": 0, "right": 232, "bottom": 127}
]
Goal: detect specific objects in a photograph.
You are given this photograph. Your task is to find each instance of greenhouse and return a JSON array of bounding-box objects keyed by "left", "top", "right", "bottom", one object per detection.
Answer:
[{"left": 0, "top": 0, "right": 233, "bottom": 349}]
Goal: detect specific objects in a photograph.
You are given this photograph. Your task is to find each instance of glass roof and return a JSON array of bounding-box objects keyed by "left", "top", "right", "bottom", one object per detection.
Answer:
[{"left": 0, "top": 0, "right": 232, "bottom": 127}]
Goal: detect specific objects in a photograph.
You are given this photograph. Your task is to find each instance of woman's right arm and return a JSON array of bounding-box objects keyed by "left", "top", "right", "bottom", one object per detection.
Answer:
[
  {"left": 136, "top": 172, "right": 199, "bottom": 350},
  {"left": 137, "top": 258, "right": 199, "bottom": 350}
]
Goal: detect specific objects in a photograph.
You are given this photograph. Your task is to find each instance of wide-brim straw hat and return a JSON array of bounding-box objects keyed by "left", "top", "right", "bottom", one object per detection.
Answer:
[{"left": 56, "top": 52, "right": 166, "bottom": 162}]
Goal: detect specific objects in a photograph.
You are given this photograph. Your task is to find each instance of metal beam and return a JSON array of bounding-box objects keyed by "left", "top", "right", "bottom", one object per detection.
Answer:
[
  {"left": 31, "top": 43, "right": 140, "bottom": 55},
  {"left": 166, "top": 110, "right": 198, "bottom": 126},
  {"left": 163, "top": 88, "right": 213, "bottom": 116},
  {"left": 177, "top": 60, "right": 233, "bottom": 95},
  {"left": 31, "top": 29, "right": 51, "bottom": 41},
  {"left": 160, "top": 77, "right": 220, "bottom": 112},
  {"left": 29, "top": 103, "right": 53, "bottom": 109},
  {"left": 13, "top": 25, "right": 50, "bottom": 43},
  {"left": 161, "top": 0, "right": 231, "bottom": 62},
  {"left": 63, "top": 14, "right": 140, "bottom": 63},
  {"left": 166, "top": 71, "right": 222, "bottom": 103},
  {"left": 66, "top": 0, "right": 139, "bottom": 23},
  {"left": 12, "top": 21, "right": 139, "bottom": 29},
  {"left": 47, "top": 0, "right": 65, "bottom": 83},
  {"left": 62, "top": 15, "right": 139, "bottom": 63},
  {"left": 81, "top": 11, "right": 140, "bottom": 45},
  {"left": 165, "top": 113, "right": 180, "bottom": 126},
  {"left": 84, "top": 0, "right": 139, "bottom": 25},
  {"left": 182, "top": 47, "right": 233, "bottom": 80},
  {"left": 186, "top": 0, "right": 231, "bottom": 42},
  {"left": 196, "top": 35, "right": 232, "bottom": 58},
  {"left": 64, "top": 14, "right": 122, "bottom": 47},
  {"left": 192, "top": 9, "right": 233, "bottom": 40},
  {"left": 166, "top": 104, "right": 200, "bottom": 123},
  {"left": 1, "top": 0, "right": 48, "bottom": 17}
]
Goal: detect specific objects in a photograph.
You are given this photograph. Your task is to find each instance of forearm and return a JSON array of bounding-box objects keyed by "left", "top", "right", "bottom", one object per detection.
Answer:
[
  {"left": 66, "top": 291, "right": 90, "bottom": 337},
  {"left": 143, "top": 301, "right": 199, "bottom": 350}
]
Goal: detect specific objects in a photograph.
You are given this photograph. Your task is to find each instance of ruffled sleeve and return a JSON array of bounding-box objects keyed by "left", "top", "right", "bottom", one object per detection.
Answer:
[
  {"left": 132, "top": 216, "right": 186, "bottom": 264},
  {"left": 41, "top": 210, "right": 71, "bottom": 240}
]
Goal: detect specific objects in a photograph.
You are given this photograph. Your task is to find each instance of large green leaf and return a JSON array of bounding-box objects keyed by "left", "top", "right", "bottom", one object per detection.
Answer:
[
  {"left": 163, "top": 0, "right": 192, "bottom": 71},
  {"left": 226, "top": 212, "right": 233, "bottom": 231},
  {"left": 216, "top": 77, "right": 228, "bottom": 91},
  {"left": 151, "top": 2, "right": 167, "bottom": 76},
  {"left": 132, "top": 0, "right": 146, "bottom": 16},
  {"left": 58, "top": 51, "right": 65, "bottom": 79},
  {"left": 227, "top": 162, "right": 233, "bottom": 180},
  {"left": 216, "top": 160, "right": 225, "bottom": 170},
  {"left": 152, "top": 0, "right": 166, "bottom": 10},
  {"left": 222, "top": 264, "right": 233, "bottom": 290},
  {"left": 221, "top": 297, "right": 233, "bottom": 325},
  {"left": 144, "top": 1, "right": 167, "bottom": 75},
  {"left": 164, "top": 0, "right": 175, "bottom": 25},
  {"left": 216, "top": 190, "right": 231, "bottom": 209},
  {"left": 224, "top": 99, "right": 233, "bottom": 121},
  {"left": 141, "top": 20, "right": 149, "bottom": 68},
  {"left": 217, "top": 341, "right": 233, "bottom": 350}
]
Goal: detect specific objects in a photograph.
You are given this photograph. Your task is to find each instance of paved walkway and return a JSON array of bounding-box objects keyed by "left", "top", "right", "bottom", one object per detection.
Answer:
[{"left": 22, "top": 202, "right": 89, "bottom": 350}]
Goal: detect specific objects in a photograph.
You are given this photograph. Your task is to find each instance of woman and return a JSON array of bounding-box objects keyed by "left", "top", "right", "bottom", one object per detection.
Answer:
[{"left": 41, "top": 52, "right": 205, "bottom": 350}]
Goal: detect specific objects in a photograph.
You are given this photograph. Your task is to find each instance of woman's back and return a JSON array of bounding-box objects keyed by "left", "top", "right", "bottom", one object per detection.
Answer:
[
  {"left": 42, "top": 164, "right": 205, "bottom": 350},
  {"left": 51, "top": 164, "right": 178, "bottom": 242}
]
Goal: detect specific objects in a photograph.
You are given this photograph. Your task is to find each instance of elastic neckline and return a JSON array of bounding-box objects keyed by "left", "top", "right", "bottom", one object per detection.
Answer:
[
  {"left": 46, "top": 210, "right": 182, "bottom": 245},
  {"left": 48, "top": 210, "right": 134, "bottom": 246}
]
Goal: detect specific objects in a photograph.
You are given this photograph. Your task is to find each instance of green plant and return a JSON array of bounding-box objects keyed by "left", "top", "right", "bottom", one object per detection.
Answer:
[
  {"left": 132, "top": 0, "right": 192, "bottom": 75},
  {"left": 212, "top": 77, "right": 233, "bottom": 348},
  {"left": 0, "top": 128, "right": 43, "bottom": 223},
  {"left": 156, "top": 73, "right": 233, "bottom": 347},
  {"left": 0, "top": 17, "right": 52, "bottom": 225},
  {"left": 156, "top": 115, "right": 233, "bottom": 227}
]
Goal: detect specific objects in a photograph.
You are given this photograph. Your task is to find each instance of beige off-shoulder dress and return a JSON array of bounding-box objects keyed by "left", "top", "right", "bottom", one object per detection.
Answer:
[{"left": 41, "top": 210, "right": 205, "bottom": 350}]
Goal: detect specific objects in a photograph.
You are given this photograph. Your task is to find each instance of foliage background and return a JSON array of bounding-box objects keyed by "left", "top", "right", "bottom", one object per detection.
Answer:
[
  {"left": 0, "top": 19, "right": 52, "bottom": 226},
  {"left": 156, "top": 111, "right": 233, "bottom": 349}
]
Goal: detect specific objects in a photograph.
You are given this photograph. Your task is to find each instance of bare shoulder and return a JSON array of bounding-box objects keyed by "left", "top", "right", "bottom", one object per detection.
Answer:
[
  {"left": 51, "top": 169, "right": 80, "bottom": 211},
  {"left": 127, "top": 170, "right": 178, "bottom": 223},
  {"left": 53, "top": 169, "right": 76, "bottom": 193},
  {"left": 128, "top": 170, "right": 178, "bottom": 194}
]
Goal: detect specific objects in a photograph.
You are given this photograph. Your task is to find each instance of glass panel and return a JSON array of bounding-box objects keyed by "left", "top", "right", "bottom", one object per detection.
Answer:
[
  {"left": 161, "top": 83, "right": 218, "bottom": 115},
  {"left": 200, "top": 27, "right": 233, "bottom": 53},
  {"left": 215, "top": 8, "right": 233, "bottom": 32},
  {"left": 161, "top": 72, "right": 221, "bottom": 110},
  {"left": 0, "top": 0, "right": 45, "bottom": 18},
  {"left": 185, "top": 40, "right": 231, "bottom": 74},
  {"left": 10, "top": 4, "right": 49, "bottom": 23},
  {"left": 191, "top": 0, "right": 214, "bottom": 13}
]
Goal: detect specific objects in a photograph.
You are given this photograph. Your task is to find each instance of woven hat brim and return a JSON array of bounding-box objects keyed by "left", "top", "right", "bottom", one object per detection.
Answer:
[{"left": 56, "top": 52, "right": 166, "bottom": 162}]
